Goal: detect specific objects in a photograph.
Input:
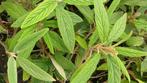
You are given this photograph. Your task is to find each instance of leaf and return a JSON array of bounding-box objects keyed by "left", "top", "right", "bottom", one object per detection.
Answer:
[
  {"left": 114, "top": 56, "right": 130, "bottom": 82},
  {"left": 21, "top": 0, "right": 57, "bottom": 28},
  {"left": 107, "top": 13, "right": 127, "bottom": 44},
  {"left": 70, "top": 53, "right": 101, "bottom": 83},
  {"left": 116, "top": 47, "right": 147, "bottom": 57},
  {"left": 107, "top": 55, "right": 121, "bottom": 83},
  {"left": 126, "top": 36, "right": 144, "bottom": 46},
  {"left": 56, "top": 6, "right": 75, "bottom": 53},
  {"left": 88, "top": 30, "right": 98, "bottom": 47},
  {"left": 1, "top": 1, "right": 27, "bottom": 19},
  {"left": 64, "top": 0, "right": 93, "bottom": 6},
  {"left": 13, "top": 28, "right": 48, "bottom": 55},
  {"left": 94, "top": 0, "right": 110, "bottom": 43},
  {"left": 43, "top": 32, "right": 54, "bottom": 54},
  {"left": 7, "top": 56, "right": 17, "bottom": 83},
  {"left": 141, "top": 57, "right": 147, "bottom": 73},
  {"left": 76, "top": 5, "right": 94, "bottom": 24},
  {"left": 75, "top": 35, "right": 88, "bottom": 49},
  {"left": 16, "top": 56, "right": 55, "bottom": 81},
  {"left": 107, "top": 0, "right": 121, "bottom": 17},
  {"left": 50, "top": 56, "right": 67, "bottom": 80}
]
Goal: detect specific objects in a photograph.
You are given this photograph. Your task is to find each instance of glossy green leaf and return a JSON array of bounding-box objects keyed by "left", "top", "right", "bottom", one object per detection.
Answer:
[
  {"left": 116, "top": 47, "right": 147, "bottom": 57},
  {"left": 7, "top": 56, "right": 17, "bottom": 83},
  {"left": 43, "top": 32, "right": 54, "bottom": 54},
  {"left": 13, "top": 28, "right": 48, "bottom": 54},
  {"left": 94, "top": 0, "right": 110, "bottom": 43},
  {"left": 107, "top": 0, "right": 121, "bottom": 17},
  {"left": 107, "top": 55, "right": 121, "bottom": 83},
  {"left": 21, "top": 0, "right": 57, "bottom": 28},
  {"left": 70, "top": 53, "right": 101, "bottom": 83},
  {"left": 56, "top": 7, "right": 75, "bottom": 53},
  {"left": 64, "top": 0, "right": 93, "bottom": 6},
  {"left": 75, "top": 35, "right": 87, "bottom": 49},
  {"left": 107, "top": 13, "right": 127, "bottom": 44},
  {"left": 16, "top": 56, "right": 55, "bottom": 81}
]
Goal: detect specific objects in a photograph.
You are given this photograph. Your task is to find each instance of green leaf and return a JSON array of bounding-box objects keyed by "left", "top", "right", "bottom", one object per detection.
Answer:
[
  {"left": 13, "top": 28, "right": 48, "bottom": 55},
  {"left": 50, "top": 56, "right": 67, "bottom": 80},
  {"left": 88, "top": 30, "right": 98, "bottom": 47},
  {"left": 126, "top": 36, "right": 144, "bottom": 46},
  {"left": 107, "top": 55, "right": 121, "bottom": 83},
  {"left": 94, "top": 0, "right": 110, "bottom": 43},
  {"left": 116, "top": 47, "right": 147, "bottom": 57},
  {"left": 75, "top": 35, "right": 87, "bottom": 49},
  {"left": 7, "top": 56, "right": 17, "bottom": 83},
  {"left": 16, "top": 56, "right": 55, "bottom": 81},
  {"left": 76, "top": 5, "right": 94, "bottom": 24},
  {"left": 141, "top": 57, "right": 147, "bottom": 73},
  {"left": 107, "top": 0, "right": 121, "bottom": 17},
  {"left": 64, "top": 0, "right": 93, "bottom": 6},
  {"left": 107, "top": 13, "right": 127, "bottom": 44},
  {"left": 21, "top": 0, "right": 57, "bottom": 28},
  {"left": 43, "top": 32, "right": 54, "bottom": 54},
  {"left": 70, "top": 53, "right": 101, "bottom": 83},
  {"left": 114, "top": 56, "right": 130, "bottom": 82},
  {"left": 56, "top": 7, "right": 75, "bottom": 53},
  {"left": 1, "top": 1, "right": 27, "bottom": 19}
]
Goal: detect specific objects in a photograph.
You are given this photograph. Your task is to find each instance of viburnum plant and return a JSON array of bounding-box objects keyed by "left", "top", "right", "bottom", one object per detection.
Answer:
[{"left": 0, "top": 0, "right": 147, "bottom": 83}]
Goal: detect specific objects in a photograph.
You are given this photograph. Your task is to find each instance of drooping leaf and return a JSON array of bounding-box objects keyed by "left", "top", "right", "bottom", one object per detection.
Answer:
[
  {"left": 70, "top": 53, "right": 101, "bottom": 83},
  {"left": 21, "top": 0, "right": 57, "bottom": 28},
  {"left": 116, "top": 47, "right": 147, "bottom": 57},
  {"left": 107, "top": 55, "right": 121, "bottom": 83},
  {"left": 16, "top": 56, "right": 55, "bottom": 81},
  {"left": 13, "top": 28, "right": 48, "bottom": 55},
  {"left": 56, "top": 6, "right": 75, "bottom": 53},
  {"left": 107, "top": 13, "right": 127, "bottom": 44},
  {"left": 7, "top": 56, "right": 17, "bottom": 83},
  {"left": 94, "top": 0, "right": 110, "bottom": 43}
]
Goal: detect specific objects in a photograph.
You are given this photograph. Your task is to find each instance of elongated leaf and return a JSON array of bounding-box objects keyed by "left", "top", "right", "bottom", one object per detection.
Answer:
[
  {"left": 88, "top": 30, "right": 98, "bottom": 47},
  {"left": 116, "top": 47, "right": 147, "bottom": 57},
  {"left": 43, "top": 33, "right": 54, "bottom": 54},
  {"left": 7, "top": 56, "right": 17, "bottom": 83},
  {"left": 107, "top": 55, "right": 121, "bottom": 83},
  {"left": 2, "top": 1, "right": 27, "bottom": 19},
  {"left": 76, "top": 5, "right": 94, "bottom": 24},
  {"left": 21, "top": 0, "right": 57, "bottom": 28},
  {"left": 114, "top": 56, "right": 130, "bottom": 82},
  {"left": 50, "top": 56, "right": 67, "bottom": 80},
  {"left": 107, "top": 13, "right": 127, "bottom": 44},
  {"left": 64, "top": 0, "right": 93, "bottom": 6},
  {"left": 75, "top": 35, "right": 87, "bottom": 49},
  {"left": 16, "top": 56, "right": 55, "bottom": 81},
  {"left": 70, "top": 53, "right": 101, "bottom": 83},
  {"left": 56, "top": 7, "right": 75, "bottom": 53},
  {"left": 14, "top": 28, "right": 48, "bottom": 54},
  {"left": 107, "top": 0, "right": 121, "bottom": 17},
  {"left": 94, "top": 0, "right": 110, "bottom": 43}
]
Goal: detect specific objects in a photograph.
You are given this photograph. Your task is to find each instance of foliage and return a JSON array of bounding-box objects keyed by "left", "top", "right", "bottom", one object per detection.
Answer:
[{"left": 0, "top": 0, "right": 147, "bottom": 83}]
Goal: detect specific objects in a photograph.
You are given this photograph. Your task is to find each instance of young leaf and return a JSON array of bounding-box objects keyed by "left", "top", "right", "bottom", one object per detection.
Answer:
[
  {"left": 75, "top": 35, "right": 88, "bottom": 49},
  {"left": 107, "top": 13, "right": 127, "bottom": 44},
  {"left": 116, "top": 47, "right": 147, "bottom": 57},
  {"left": 50, "top": 56, "right": 67, "bottom": 80},
  {"left": 107, "top": 55, "right": 121, "bottom": 83},
  {"left": 64, "top": 0, "right": 93, "bottom": 6},
  {"left": 21, "top": 0, "right": 57, "bottom": 28},
  {"left": 114, "top": 56, "right": 130, "bottom": 82},
  {"left": 94, "top": 0, "right": 110, "bottom": 43},
  {"left": 13, "top": 28, "right": 48, "bottom": 54},
  {"left": 16, "top": 56, "right": 55, "bottom": 81},
  {"left": 107, "top": 0, "right": 121, "bottom": 17},
  {"left": 43, "top": 32, "right": 54, "bottom": 54},
  {"left": 7, "top": 56, "right": 17, "bottom": 83},
  {"left": 56, "top": 6, "right": 75, "bottom": 53},
  {"left": 88, "top": 30, "right": 99, "bottom": 47},
  {"left": 70, "top": 53, "right": 101, "bottom": 83}
]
